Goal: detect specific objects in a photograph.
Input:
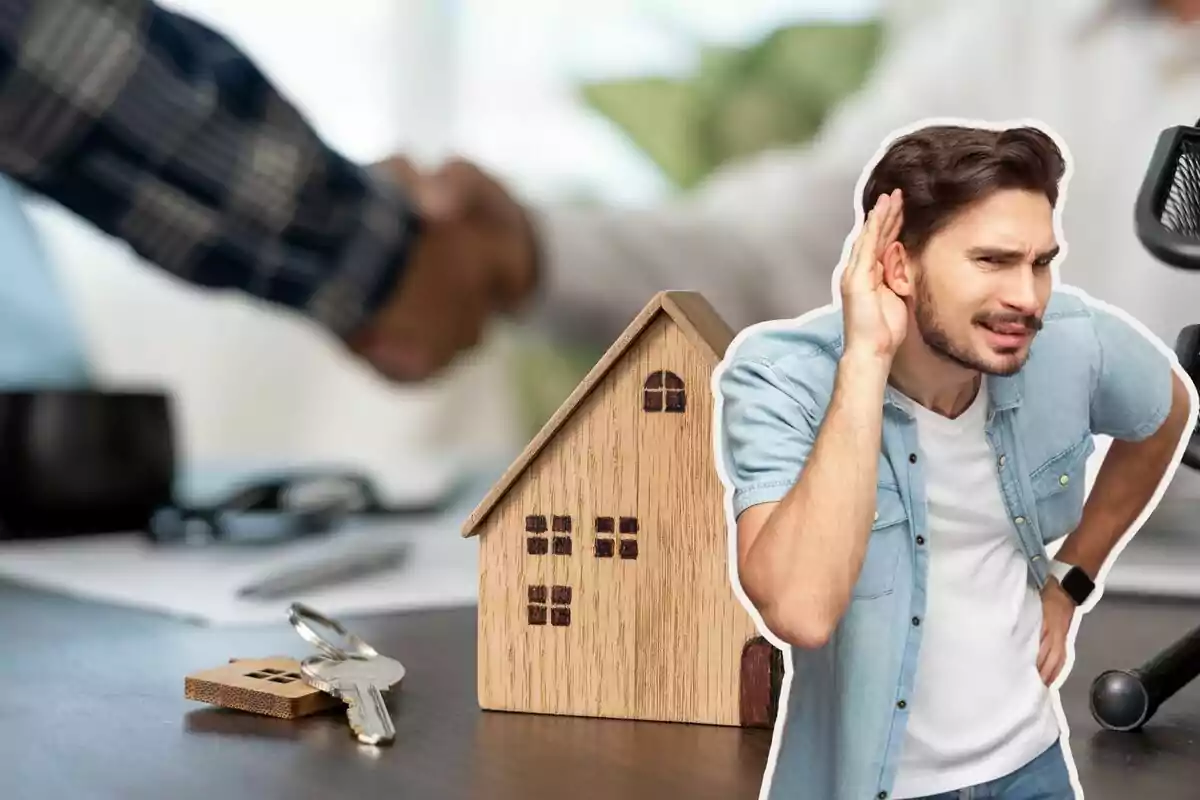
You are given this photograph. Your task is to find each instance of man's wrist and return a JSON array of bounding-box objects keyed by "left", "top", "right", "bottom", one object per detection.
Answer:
[
  {"left": 837, "top": 347, "right": 894, "bottom": 394},
  {"left": 1049, "top": 558, "right": 1096, "bottom": 606},
  {"left": 841, "top": 345, "right": 895, "bottom": 373},
  {"left": 311, "top": 174, "right": 423, "bottom": 342}
]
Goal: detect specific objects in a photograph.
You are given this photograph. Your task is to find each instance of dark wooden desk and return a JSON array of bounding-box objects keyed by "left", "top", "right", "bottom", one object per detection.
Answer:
[{"left": 2, "top": 581, "right": 1199, "bottom": 800}]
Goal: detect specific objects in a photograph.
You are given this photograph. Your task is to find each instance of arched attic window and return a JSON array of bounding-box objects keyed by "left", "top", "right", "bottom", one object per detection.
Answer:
[{"left": 643, "top": 370, "right": 685, "bottom": 413}]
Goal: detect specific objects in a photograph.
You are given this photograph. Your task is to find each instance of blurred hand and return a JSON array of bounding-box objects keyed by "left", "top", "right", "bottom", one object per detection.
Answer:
[
  {"left": 380, "top": 156, "right": 539, "bottom": 314},
  {"left": 347, "top": 156, "right": 540, "bottom": 383},
  {"left": 347, "top": 214, "right": 498, "bottom": 382}
]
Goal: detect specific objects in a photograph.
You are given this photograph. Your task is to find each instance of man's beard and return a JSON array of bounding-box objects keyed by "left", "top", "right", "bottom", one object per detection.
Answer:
[{"left": 912, "top": 272, "right": 1039, "bottom": 377}]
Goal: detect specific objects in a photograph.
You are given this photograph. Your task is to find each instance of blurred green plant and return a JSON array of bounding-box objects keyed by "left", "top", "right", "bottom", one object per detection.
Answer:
[
  {"left": 510, "top": 18, "right": 887, "bottom": 437},
  {"left": 580, "top": 19, "right": 886, "bottom": 190}
]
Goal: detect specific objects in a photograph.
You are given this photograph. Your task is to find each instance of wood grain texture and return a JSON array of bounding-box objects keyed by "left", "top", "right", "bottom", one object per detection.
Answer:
[
  {"left": 475, "top": 298, "right": 761, "bottom": 727},
  {"left": 5, "top": 581, "right": 1200, "bottom": 800},
  {"left": 184, "top": 657, "right": 339, "bottom": 719},
  {"left": 462, "top": 290, "right": 733, "bottom": 538}
]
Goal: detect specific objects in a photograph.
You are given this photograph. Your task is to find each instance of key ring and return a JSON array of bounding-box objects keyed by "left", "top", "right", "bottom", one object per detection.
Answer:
[{"left": 287, "top": 602, "right": 380, "bottom": 660}]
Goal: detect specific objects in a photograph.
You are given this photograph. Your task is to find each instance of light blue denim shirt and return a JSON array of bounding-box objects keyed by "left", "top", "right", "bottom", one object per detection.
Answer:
[{"left": 715, "top": 289, "right": 1175, "bottom": 800}]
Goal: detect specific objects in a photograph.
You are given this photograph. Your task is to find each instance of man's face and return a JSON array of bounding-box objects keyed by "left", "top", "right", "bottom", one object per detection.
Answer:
[{"left": 908, "top": 189, "right": 1058, "bottom": 376}]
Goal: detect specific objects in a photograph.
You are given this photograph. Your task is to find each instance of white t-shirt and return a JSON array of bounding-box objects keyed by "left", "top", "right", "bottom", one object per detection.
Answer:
[{"left": 890, "top": 379, "right": 1061, "bottom": 799}]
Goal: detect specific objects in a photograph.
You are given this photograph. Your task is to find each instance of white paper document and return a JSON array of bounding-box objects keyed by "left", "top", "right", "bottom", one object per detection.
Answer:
[{"left": 0, "top": 514, "right": 479, "bottom": 626}]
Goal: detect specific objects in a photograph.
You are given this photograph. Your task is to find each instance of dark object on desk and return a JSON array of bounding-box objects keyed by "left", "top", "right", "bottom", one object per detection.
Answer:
[
  {"left": 146, "top": 471, "right": 452, "bottom": 546},
  {"left": 0, "top": 389, "right": 175, "bottom": 539},
  {"left": 1091, "top": 120, "right": 1200, "bottom": 732},
  {"left": 0, "top": 388, "right": 453, "bottom": 546}
]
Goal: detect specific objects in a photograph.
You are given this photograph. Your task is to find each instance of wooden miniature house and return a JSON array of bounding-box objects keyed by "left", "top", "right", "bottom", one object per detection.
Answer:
[{"left": 462, "top": 291, "right": 784, "bottom": 728}]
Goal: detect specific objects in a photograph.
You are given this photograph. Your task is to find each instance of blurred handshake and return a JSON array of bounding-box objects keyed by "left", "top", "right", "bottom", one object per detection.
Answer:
[{"left": 347, "top": 157, "right": 540, "bottom": 383}]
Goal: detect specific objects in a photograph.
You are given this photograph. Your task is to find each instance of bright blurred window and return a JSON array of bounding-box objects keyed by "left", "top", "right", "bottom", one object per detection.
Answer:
[{"left": 451, "top": 0, "right": 883, "bottom": 206}]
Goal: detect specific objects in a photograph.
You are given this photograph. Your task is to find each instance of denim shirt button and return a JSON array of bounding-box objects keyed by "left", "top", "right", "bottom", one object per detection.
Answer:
[
  {"left": 896, "top": 700, "right": 907, "bottom": 709},
  {"left": 998, "top": 454, "right": 1006, "bottom": 467},
  {"left": 911, "top": 616, "right": 921, "bottom": 626},
  {"left": 1014, "top": 516, "right": 1025, "bottom": 525},
  {"left": 1059, "top": 474, "right": 1069, "bottom": 486},
  {"left": 878, "top": 793, "right": 888, "bottom": 799},
  {"left": 916, "top": 535, "right": 925, "bottom": 545}
]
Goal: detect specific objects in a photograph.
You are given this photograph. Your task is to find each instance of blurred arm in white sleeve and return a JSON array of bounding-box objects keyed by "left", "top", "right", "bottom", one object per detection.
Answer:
[{"left": 526, "top": 2, "right": 1020, "bottom": 344}]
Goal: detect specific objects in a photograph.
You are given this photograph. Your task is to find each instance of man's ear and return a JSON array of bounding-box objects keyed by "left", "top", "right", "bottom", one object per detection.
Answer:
[{"left": 881, "top": 241, "right": 914, "bottom": 297}]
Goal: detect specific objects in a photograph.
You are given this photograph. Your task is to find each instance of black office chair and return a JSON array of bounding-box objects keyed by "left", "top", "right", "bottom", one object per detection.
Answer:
[{"left": 1089, "top": 122, "right": 1200, "bottom": 732}]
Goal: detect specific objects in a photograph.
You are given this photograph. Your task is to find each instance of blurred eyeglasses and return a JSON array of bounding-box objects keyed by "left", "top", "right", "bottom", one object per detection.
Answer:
[{"left": 145, "top": 471, "right": 445, "bottom": 546}]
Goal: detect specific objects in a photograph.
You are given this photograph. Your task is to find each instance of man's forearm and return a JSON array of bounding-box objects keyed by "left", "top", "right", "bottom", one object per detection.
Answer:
[
  {"left": 527, "top": 184, "right": 848, "bottom": 346},
  {"left": 1055, "top": 373, "right": 1192, "bottom": 579},
  {"left": 0, "top": 0, "right": 416, "bottom": 339},
  {"left": 742, "top": 352, "right": 890, "bottom": 645}
]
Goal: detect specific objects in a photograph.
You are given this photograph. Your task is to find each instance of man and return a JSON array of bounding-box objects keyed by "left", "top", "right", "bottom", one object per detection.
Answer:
[
  {"left": 0, "top": 0, "right": 535, "bottom": 384},
  {"left": 712, "top": 124, "right": 1192, "bottom": 800}
]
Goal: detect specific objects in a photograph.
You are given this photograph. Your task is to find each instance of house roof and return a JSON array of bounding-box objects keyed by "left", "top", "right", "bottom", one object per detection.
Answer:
[{"left": 461, "top": 290, "right": 735, "bottom": 537}]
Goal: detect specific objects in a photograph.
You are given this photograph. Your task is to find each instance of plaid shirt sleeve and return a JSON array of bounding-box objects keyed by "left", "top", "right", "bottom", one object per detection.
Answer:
[{"left": 0, "top": 0, "right": 419, "bottom": 340}]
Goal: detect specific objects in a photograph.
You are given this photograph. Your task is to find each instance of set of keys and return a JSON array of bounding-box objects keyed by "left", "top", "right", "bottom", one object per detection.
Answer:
[{"left": 286, "top": 602, "right": 407, "bottom": 746}]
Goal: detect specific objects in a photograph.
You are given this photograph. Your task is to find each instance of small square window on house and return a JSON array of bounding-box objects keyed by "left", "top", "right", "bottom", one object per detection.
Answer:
[
  {"left": 620, "top": 540, "right": 638, "bottom": 560},
  {"left": 594, "top": 538, "right": 614, "bottom": 558},
  {"left": 552, "top": 515, "right": 572, "bottom": 532},
  {"left": 619, "top": 516, "right": 638, "bottom": 534},
  {"left": 552, "top": 536, "right": 572, "bottom": 555},
  {"left": 550, "top": 585, "right": 572, "bottom": 627},
  {"left": 595, "top": 516, "right": 614, "bottom": 533},
  {"left": 527, "top": 584, "right": 550, "bottom": 625},
  {"left": 526, "top": 513, "right": 549, "bottom": 555}
]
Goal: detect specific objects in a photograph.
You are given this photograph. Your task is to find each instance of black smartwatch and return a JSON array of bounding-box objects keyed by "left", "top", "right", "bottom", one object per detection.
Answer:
[{"left": 1050, "top": 560, "right": 1095, "bottom": 606}]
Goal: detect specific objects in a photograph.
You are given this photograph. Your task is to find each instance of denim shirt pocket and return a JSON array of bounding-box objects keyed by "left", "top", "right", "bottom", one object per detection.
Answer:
[
  {"left": 1030, "top": 435, "right": 1095, "bottom": 544},
  {"left": 854, "top": 483, "right": 908, "bottom": 600}
]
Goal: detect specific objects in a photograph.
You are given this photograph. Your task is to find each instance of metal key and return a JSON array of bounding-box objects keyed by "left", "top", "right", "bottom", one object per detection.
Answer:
[{"left": 300, "top": 653, "right": 406, "bottom": 745}]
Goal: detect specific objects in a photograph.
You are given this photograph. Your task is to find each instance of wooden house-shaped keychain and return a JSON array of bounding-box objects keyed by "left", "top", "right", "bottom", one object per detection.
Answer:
[{"left": 462, "top": 290, "right": 784, "bottom": 729}]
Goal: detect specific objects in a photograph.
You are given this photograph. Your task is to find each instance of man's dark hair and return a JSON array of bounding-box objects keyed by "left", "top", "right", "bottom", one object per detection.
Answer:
[{"left": 861, "top": 125, "right": 1066, "bottom": 256}]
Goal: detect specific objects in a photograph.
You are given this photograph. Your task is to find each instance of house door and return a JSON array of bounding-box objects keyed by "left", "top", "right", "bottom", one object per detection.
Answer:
[{"left": 739, "top": 636, "right": 785, "bottom": 728}]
